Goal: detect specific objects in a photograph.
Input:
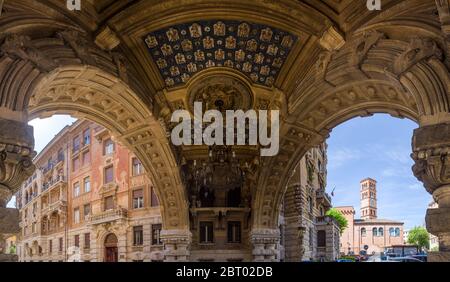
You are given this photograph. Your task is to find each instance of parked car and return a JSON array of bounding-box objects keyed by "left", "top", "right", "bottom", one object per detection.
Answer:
[{"left": 386, "top": 256, "right": 423, "bottom": 262}]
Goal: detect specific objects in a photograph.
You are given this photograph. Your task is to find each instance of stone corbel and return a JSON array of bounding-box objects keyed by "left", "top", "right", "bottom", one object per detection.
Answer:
[
  {"left": 436, "top": 0, "right": 450, "bottom": 35},
  {"left": 393, "top": 37, "right": 443, "bottom": 75}
]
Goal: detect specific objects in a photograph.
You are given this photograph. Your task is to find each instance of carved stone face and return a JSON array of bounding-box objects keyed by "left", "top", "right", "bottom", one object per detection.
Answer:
[{"left": 188, "top": 74, "right": 253, "bottom": 113}]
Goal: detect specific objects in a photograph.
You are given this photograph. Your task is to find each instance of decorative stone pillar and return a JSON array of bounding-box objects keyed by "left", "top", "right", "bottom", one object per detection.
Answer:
[
  {"left": 0, "top": 117, "right": 35, "bottom": 261},
  {"left": 251, "top": 228, "right": 280, "bottom": 262},
  {"left": 160, "top": 229, "right": 191, "bottom": 262},
  {"left": 411, "top": 122, "right": 450, "bottom": 261}
]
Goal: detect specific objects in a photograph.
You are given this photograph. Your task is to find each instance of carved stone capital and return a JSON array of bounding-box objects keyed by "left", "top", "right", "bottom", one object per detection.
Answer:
[
  {"left": 394, "top": 37, "right": 443, "bottom": 75},
  {"left": 0, "top": 118, "right": 36, "bottom": 207},
  {"left": 411, "top": 123, "right": 450, "bottom": 194}
]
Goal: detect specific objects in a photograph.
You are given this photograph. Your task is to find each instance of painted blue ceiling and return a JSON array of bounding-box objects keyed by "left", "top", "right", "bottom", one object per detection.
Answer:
[{"left": 143, "top": 20, "right": 297, "bottom": 88}]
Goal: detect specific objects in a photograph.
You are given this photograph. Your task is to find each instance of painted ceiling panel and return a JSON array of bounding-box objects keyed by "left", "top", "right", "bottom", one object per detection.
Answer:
[{"left": 143, "top": 20, "right": 297, "bottom": 88}]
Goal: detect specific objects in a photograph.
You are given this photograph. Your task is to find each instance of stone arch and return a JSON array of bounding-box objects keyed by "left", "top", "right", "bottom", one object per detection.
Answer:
[
  {"left": 27, "top": 65, "right": 189, "bottom": 231},
  {"left": 252, "top": 33, "right": 450, "bottom": 231}
]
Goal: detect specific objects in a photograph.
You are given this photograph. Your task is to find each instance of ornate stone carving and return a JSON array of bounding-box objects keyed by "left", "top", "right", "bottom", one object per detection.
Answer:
[
  {"left": 0, "top": 34, "right": 57, "bottom": 72},
  {"left": 95, "top": 26, "right": 121, "bottom": 51},
  {"left": 58, "top": 30, "right": 95, "bottom": 65},
  {"left": 160, "top": 229, "right": 192, "bottom": 261},
  {"left": 319, "top": 26, "right": 345, "bottom": 51},
  {"left": 0, "top": 118, "right": 36, "bottom": 207},
  {"left": 187, "top": 74, "right": 253, "bottom": 113},
  {"left": 412, "top": 122, "right": 450, "bottom": 261},
  {"left": 411, "top": 123, "right": 450, "bottom": 194},
  {"left": 351, "top": 31, "right": 386, "bottom": 68},
  {"left": 251, "top": 228, "right": 280, "bottom": 262},
  {"left": 393, "top": 37, "right": 443, "bottom": 75},
  {"left": 436, "top": 0, "right": 450, "bottom": 35},
  {"left": 316, "top": 51, "right": 332, "bottom": 79},
  {"left": 112, "top": 52, "right": 129, "bottom": 84}
]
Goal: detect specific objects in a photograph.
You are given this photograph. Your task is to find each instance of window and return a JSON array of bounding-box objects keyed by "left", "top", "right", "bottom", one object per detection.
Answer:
[
  {"left": 395, "top": 228, "right": 400, "bottom": 237},
  {"left": 361, "top": 228, "right": 366, "bottom": 237},
  {"left": 83, "top": 177, "right": 91, "bottom": 193},
  {"left": 104, "top": 196, "right": 114, "bottom": 211},
  {"left": 73, "top": 182, "right": 80, "bottom": 198},
  {"left": 59, "top": 238, "right": 63, "bottom": 252},
  {"left": 83, "top": 204, "right": 91, "bottom": 220},
  {"left": 73, "top": 136, "right": 80, "bottom": 153},
  {"left": 72, "top": 157, "right": 80, "bottom": 171},
  {"left": 74, "top": 208, "right": 80, "bottom": 224},
  {"left": 133, "top": 226, "right": 144, "bottom": 246},
  {"left": 199, "top": 222, "right": 214, "bottom": 243},
  {"left": 378, "top": 227, "right": 384, "bottom": 236},
  {"left": 227, "top": 221, "right": 241, "bottom": 243},
  {"left": 133, "top": 189, "right": 144, "bottom": 209},
  {"left": 32, "top": 222, "right": 36, "bottom": 233},
  {"left": 57, "top": 149, "right": 64, "bottom": 162},
  {"left": 150, "top": 186, "right": 159, "bottom": 207},
  {"left": 309, "top": 228, "right": 313, "bottom": 248},
  {"left": 74, "top": 235, "right": 80, "bottom": 248},
  {"left": 103, "top": 139, "right": 114, "bottom": 155},
  {"left": 104, "top": 166, "right": 114, "bottom": 184},
  {"left": 372, "top": 227, "right": 378, "bottom": 237},
  {"left": 82, "top": 151, "right": 90, "bottom": 165},
  {"left": 132, "top": 158, "right": 144, "bottom": 176},
  {"left": 308, "top": 196, "right": 313, "bottom": 213},
  {"left": 152, "top": 224, "right": 162, "bottom": 245},
  {"left": 84, "top": 233, "right": 90, "bottom": 249},
  {"left": 49, "top": 240, "right": 52, "bottom": 254},
  {"left": 389, "top": 227, "right": 395, "bottom": 237},
  {"left": 83, "top": 129, "right": 90, "bottom": 146},
  {"left": 317, "top": 230, "right": 326, "bottom": 247}
]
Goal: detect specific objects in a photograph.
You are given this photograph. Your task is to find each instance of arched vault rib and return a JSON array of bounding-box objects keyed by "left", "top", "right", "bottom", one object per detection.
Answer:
[{"left": 27, "top": 65, "right": 189, "bottom": 230}]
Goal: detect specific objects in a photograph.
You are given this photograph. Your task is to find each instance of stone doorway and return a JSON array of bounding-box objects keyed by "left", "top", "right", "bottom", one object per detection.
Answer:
[{"left": 104, "top": 233, "right": 118, "bottom": 263}]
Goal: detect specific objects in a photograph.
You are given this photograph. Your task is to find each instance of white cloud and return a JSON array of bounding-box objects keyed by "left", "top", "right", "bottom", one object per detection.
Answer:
[
  {"left": 28, "top": 115, "right": 77, "bottom": 154},
  {"left": 327, "top": 148, "right": 362, "bottom": 169}
]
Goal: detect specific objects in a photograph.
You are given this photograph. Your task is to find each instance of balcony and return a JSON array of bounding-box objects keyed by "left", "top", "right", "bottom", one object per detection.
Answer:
[
  {"left": 42, "top": 175, "right": 67, "bottom": 193},
  {"left": 88, "top": 208, "right": 128, "bottom": 225},
  {"left": 315, "top": 215, "right": 338, "bottom": 226},
  {"left": 316, "top": 190, "right": 332, "bottom": 208}
]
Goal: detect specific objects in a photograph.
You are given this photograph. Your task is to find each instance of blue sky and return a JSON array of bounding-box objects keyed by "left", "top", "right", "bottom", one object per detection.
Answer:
[
  {"left": 8, "top": 114, "right": 431, "bottom": 230},
  {"left": 325, "top": 114, "right": 431, "bottom": 230}
]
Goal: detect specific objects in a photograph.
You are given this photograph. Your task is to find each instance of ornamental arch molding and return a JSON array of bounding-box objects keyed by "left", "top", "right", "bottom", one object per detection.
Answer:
[
  {"left": 26, "top": 65, "right": 189, "bottom": 231},
  {"left": 252, "top": 32, "right": 450, "bottom": 230}
]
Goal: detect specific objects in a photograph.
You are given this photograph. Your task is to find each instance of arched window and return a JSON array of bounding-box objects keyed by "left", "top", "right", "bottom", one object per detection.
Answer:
[
  {"left": 395, "top": 228, "right": 400, "bottom": 237},
  {"left": 378, "top": 227, "right": 383, "bottom": 236},
  {"left": 372, "top": 227, "right": 378, "bottom": 237},
  {"left": 361, "top": 228, "right": 366, "bottom": 237},
  {"left": 389, "top": 227, "right": 395, "bottom": 236}
]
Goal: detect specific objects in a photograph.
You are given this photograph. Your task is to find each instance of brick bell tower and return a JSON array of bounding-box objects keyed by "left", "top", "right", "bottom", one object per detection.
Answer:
[{"left": 360, "top": 178, "right": 377, "bottom": 220}]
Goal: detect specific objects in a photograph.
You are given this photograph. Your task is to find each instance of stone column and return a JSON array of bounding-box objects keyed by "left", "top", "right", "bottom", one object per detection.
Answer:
[
  {"left": 251, "top": 228, "right": 280, "bottom": 262},
  {"left": 160, "top": 229, "right": 191, "bottom": 262},
  {"left": 411, "top": 122, "right": 450, "bottom": 261},
  {"left": 0, "top": 117, "right": 35, "bottom": 262}
]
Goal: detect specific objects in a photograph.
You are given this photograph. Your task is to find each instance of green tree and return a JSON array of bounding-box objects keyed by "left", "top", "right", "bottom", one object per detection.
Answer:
[
  {"left": 407, "top": 226, "right": 430, "bottom": 251},
  {"left": 326, "top": 208, "right": 348, "bottom": 235}
]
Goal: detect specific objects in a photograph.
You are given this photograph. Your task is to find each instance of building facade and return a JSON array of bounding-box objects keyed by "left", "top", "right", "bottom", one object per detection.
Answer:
[
  {"left": 16, "top": 120, "right": 163, "bottom": 262},
  {"left": 336, "top": 179, "right": 404, "bottom": 255},
  {"left": 15, "top": 120, "right": 337, "bottom": 262},
  {"left": 280, "top": 144, "right": 340, "bottom": 262}
]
